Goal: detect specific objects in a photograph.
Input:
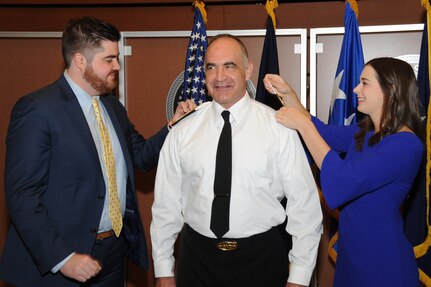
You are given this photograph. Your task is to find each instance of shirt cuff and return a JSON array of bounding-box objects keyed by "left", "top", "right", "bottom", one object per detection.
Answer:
[
  {"left": 154, "top": 259, "right": 175, "bottom": 278},
  {"left": 51, "top": 252, "right": 75, "bottom": 273},
  {"left": 287, "top": 263, "right": 314, "bottom": 286}
]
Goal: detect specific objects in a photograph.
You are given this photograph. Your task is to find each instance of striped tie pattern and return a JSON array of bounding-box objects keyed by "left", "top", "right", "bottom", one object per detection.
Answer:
[{"left": 92, "top": 98, "right": 122, "bottom": 237}]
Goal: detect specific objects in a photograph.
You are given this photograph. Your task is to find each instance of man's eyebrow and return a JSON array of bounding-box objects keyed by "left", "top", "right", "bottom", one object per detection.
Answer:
[
  {"left": 205, "top": 61, "right": 237, "bottom": 66},
  {"left": 223, "top": 61, "right": 237, "bottom": 66},
  {"left": 105, "top": 54, "right": 119, "bottom": 59}
]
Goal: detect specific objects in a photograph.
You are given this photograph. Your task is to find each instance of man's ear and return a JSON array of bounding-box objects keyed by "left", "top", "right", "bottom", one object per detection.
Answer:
[
  {"left": 73, "top": 53, "right": 87, "bottom": 71},
  {"left": 245, "top": 62, "right": 253, "bottom": 81}
]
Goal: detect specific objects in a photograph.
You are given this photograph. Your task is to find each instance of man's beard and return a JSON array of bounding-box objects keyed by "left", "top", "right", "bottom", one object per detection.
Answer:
[{"left": 83, "top": 66, "right": 116, "bottom": 95}]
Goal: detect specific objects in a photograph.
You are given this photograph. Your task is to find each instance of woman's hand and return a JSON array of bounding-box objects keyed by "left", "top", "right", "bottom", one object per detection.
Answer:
[
  {"left": 275, "top": 106, "right": 310, "bottom": 132},
  {"left": 277, "top": 107, "right": 330, "bottom": 169},
  {"left": 263, "top": 74, "right": 302, "bottom": 109}
]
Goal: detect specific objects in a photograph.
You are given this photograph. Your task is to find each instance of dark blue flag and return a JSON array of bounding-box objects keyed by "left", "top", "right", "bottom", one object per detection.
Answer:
[
  {"left": 404, "top": 2, "right": 431, "bottom": 285},
  {"left": 181, "top": 1, "right": 208, "bottom": 105},
  {"left": 256, "top": 14, "right": 282, "bottom": 110}
]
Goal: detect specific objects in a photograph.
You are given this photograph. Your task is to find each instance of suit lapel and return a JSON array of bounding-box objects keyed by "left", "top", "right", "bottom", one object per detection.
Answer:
[
  {"left": 59, "top": 73, "right": 135, "bottom": 190},
  {"left": 59, "top": 75, "right": 101, "bottom": 166}
]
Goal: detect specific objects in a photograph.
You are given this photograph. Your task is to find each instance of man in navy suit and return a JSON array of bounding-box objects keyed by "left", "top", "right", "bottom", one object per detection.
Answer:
[{"left": 0, "top": 16, "right": 194, "bottom": 287}]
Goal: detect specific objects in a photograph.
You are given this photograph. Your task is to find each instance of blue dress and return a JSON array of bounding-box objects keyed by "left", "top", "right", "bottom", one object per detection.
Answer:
[{"left": 312, "top": 117, "right": 423, "bottom": 287}]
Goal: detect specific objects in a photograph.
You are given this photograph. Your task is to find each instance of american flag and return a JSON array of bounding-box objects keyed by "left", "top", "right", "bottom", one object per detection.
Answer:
[{"left": 181, "top": 3, "right": 208, "bottom": 105}]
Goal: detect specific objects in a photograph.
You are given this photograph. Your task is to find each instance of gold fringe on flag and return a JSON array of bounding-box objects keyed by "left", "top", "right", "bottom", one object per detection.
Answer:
[
  {"left": 413, "top": 96, "right": 431, "bottom": 286},
  {"left": 265, "top": 0, "right": 278, "bottom": 30},
  {"left": 412, "top": 2, "right": 431, "bottom": 286},
  {"left": 193, "top": 0, "right": 207, "bottom": 24},
  {"left": 346, "top": 0, "right": 359, "bottom": 18},
  {"left": 328, "top": 231, "right": 339, "bottom": 262}
]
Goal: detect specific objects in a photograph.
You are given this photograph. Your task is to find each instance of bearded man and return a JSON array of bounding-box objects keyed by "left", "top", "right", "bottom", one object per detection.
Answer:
[{"left": 0, "top": 16, "right": 194, "bottom": 287}]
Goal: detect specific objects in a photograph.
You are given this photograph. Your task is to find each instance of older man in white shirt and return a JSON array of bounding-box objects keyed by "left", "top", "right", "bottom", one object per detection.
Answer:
[{"left": 151, "top": 34, "right": 323, "bottom": 287}]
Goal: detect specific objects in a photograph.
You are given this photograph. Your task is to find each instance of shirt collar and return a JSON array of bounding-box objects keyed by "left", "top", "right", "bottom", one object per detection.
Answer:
[
  {"left": 63, "top": 70, "right": 98, "bottom": 116},
  {"left": 211, "top": 91, "right": 251, "bottom": 125}
]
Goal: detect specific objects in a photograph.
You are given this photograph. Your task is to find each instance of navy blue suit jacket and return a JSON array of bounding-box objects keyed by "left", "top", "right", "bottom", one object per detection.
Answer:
[{"left": 0, "top": 75, "right": 168, "bottom": 286}]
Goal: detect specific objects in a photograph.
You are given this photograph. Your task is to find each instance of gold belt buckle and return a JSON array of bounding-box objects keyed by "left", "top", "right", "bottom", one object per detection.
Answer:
[{"left": 216, "top": 240, "right": 238, "bottom": 251}]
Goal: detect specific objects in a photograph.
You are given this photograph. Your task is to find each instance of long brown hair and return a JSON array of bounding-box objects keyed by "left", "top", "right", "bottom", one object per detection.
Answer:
[{"left": 354, "top": 57, "right": 423, "bottom": 150}]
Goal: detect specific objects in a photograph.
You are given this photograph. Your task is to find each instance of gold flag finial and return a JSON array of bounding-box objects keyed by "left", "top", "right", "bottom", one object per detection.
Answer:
[
  {"left": 347, "top": 0, "right": 359, "bottom": 18},
  {"left": 265, "top": 0, "right": 278, "bottom": 30},
  {"left": 423, "top": 0, "right": 431, "bottom": 12},
  {"left": 193, "top": 0, "right": 208, "bottom": 24}
]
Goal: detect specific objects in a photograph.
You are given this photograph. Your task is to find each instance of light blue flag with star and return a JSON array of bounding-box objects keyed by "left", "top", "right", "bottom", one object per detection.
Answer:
[{"left": 328, "top": 0, "right": 364, "bottom": 125}]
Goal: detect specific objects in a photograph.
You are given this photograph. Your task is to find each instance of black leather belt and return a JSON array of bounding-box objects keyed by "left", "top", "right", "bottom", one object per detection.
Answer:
[{"left": 183, "top": 224, "right": 280, "bottom": 251}]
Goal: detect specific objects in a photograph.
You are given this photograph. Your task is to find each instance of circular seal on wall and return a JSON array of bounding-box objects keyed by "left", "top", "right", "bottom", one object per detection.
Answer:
[
  {"left": 166, "top": 71, "right": 185, "bottom": 121},
  {"left": 166, "top": 71, "right": 257, "bottom": 121},
  {"left": 395, "top": 54, "right": 419, "bottom": 78}
]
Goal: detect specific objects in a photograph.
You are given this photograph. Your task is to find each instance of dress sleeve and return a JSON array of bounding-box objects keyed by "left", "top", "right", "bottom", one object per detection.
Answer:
[
  {"left": 311, "top": 116, "right": 357, "bottom": 153},
  {"left": 320, "top": 133, "right": 423, "bottom": 209}
]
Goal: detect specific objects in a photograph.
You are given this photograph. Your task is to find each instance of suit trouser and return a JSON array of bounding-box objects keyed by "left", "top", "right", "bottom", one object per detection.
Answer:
[
  {"left": 177, "top": 224, "right": 290, "bottom": 287},
  {"left": 82, "top": 233, "right": 125, "bottom": 287}
]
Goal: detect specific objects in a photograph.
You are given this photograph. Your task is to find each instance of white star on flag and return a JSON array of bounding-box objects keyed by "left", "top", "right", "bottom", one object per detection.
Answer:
[{"left": 180, "top": 4, "right": 209, "bottom": 105}]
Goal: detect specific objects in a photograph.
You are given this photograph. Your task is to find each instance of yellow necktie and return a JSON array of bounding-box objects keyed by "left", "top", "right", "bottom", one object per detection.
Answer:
[{"left": 92, "top": 98, "right": 123, "bottom": 237}]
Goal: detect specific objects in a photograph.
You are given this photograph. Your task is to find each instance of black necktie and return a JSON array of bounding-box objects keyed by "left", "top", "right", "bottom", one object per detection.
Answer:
[{"left": 210, "top": 110, "right": 232, "bottom": 238}]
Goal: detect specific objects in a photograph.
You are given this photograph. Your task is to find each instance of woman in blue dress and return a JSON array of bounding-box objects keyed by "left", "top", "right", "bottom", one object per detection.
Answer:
[{"left": 264, "top": 57, "right": 423, "bottom": 287}]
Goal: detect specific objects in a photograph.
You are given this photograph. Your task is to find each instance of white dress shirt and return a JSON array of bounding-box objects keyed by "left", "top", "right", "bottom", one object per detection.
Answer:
[{"left": 151, "top": 93, "right": 322, "bottom": 285}]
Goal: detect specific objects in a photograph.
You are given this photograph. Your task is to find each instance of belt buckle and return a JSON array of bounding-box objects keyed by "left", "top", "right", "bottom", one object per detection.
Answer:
[{"left": 216, "top": 240, "right": 238, "bottom": 251}]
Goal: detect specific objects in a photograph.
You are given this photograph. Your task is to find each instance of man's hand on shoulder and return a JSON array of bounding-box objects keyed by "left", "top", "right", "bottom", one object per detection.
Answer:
[
  {"left": 168, "top": 99, "right": 197, "bottom": 128},
  {"left": 60, "top": 253, "right": 102, "bottom": 282},
  {"left": 156, "top": 276, "right": 176, "bottom": 287}
]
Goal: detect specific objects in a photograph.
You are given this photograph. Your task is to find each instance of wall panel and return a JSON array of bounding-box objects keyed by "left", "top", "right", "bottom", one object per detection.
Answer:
[
  {"left": 0, "top": 0, "right": 424, "bottom": 32},
  {"left": 0, "top": 36, "right": 64, "bottom": 287}
]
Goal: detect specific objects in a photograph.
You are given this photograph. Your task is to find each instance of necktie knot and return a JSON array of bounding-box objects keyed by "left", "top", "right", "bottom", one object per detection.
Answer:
[{"left": 221, "top": 110, "right": 230, "bottom": 123}]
